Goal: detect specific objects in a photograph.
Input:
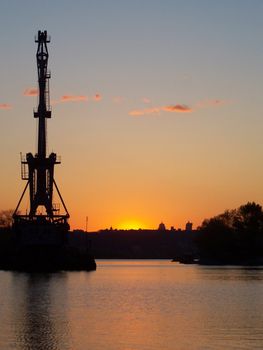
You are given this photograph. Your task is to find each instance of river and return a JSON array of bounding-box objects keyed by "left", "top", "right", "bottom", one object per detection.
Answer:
[{"left": 0, "top": 260, "right": 263, "bottom": 349}]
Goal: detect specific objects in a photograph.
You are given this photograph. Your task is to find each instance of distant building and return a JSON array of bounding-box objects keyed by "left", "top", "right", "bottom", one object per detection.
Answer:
[
  {"left": 158, "top": 222, "right": 166, "bottom": 231},
  {"left": 185, "top": 221, "right": 193, "bottom": 231}
]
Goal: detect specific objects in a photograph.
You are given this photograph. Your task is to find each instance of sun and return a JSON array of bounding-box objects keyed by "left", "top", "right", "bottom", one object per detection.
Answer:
[{"left": 117, "top": 219, "right": 146, "bottom": 230}]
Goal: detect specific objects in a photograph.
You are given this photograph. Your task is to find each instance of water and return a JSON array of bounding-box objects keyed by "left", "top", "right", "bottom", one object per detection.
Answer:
[{"left": 0, "top": 260, "right": 263, "bottom": 350}]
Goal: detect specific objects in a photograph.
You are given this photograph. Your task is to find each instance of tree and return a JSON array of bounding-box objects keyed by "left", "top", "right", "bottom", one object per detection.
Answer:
[
  {"left": 197, "top": 214, "right": 235, "bottom": 261},
  {"left": 233, "top": 202, "right": 263, "bottom": 232},
  {"left": 0, "top": 209, "right": 14, "bottom": 228},
  {"left": 197, "top": 202, "right": 263, "bottom": 263}
]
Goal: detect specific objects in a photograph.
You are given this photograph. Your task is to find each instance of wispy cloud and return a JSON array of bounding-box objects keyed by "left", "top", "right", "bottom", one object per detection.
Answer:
[
  {"left": 129, "top": 107, "right": 161, "bottom": 116},
  {"left": 60, "top": 95, "right": 88, "bottom": 102},
  {"left": 0, "top": 103, "right": 12, "bottom": 110},
  {"left": 129, "top": 97, "right": 227, "bottom": 117},
  {"left": 129, "top": 104, "right": 192, "bottom": 116},
  {"left": 92, "top": 93, "right": 102, "bottom": 101},
  {"left": 142, "top": 97, "right": 151, "bottom": 104},
  {"left": 195, "top": 99, "right": 227, "bottom": 109},
  {"left": 52, "top": 93, "right": 103, "bottom": 105},
  {"left": 112, "top": 96, "right": 124, "bottom": 104},
  {"left": 23, "top": 88, "right": 38, "bottom": 96},
  {"left": 163, "top": 104, "right": 192, "bottom": 113}
]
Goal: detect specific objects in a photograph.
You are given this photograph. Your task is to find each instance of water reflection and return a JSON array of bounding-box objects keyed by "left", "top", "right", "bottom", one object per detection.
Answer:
[
  {"left": 195, "top": 265, "right": 263, "bottom": 281},
  {"left": 11, "top": 272, "right": 71, "bottom": 350},
  {"left": 1, "top": 262, "right": 262, "bottom": 350}
]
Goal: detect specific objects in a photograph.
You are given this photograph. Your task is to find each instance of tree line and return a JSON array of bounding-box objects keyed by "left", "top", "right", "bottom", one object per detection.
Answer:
[{"left": 197, "top": 202, "right": 263, "bottom": 264}]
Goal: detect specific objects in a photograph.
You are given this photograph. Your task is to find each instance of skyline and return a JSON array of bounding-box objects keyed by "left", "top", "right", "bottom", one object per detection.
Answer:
[{"left": 1, "top": 0, "right": 263, "bottom": 230}]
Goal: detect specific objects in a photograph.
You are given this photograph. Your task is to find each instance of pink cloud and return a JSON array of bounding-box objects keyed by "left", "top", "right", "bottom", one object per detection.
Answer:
[
  {"left": 162, "top": 104, "right": 192, "bottom": 113},
  {"left": 129, "top": 107, "right": 161, "bottom": 116},
  {"left": 0, "top": 103, "right": 12, "bottom": 110},
  {"left": 142, "top": 97, "right": 151, "bottom": 104},
  {"left": 129, "top": 104, "right": 192, "bottom": 116},
  {"left": 23, "top": 88, "right": 38, "bottom": 96},
  {"left": 92, "top": 93, "right": 102, "bottom": 101},
  {"left": 195, "top": 99, "right": 227, "bottom": 109},
  {"left": 60, "top": 95, "right": 88, "bottom": 102},
  {"left": 112, "top": 96, "right": 124, "bottom": 104}
]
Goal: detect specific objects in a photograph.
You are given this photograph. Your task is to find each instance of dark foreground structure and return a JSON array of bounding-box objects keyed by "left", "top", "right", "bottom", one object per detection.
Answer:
[
  {"left": 0, "top": 228, "right": 96, "bottom": 272},
  {"left": 1, "top": 31, "right": 96, "bottom": 272}
]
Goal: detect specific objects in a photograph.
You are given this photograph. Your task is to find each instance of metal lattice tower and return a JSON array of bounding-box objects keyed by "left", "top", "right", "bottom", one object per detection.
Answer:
[{"left": 13, "top": 31, "right": 69, "bottom": 226}]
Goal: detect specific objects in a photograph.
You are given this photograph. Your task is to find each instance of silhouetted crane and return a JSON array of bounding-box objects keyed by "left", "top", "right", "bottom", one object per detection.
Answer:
[{"left": 13, "top": 31, "right": 69, "bottom": 246}]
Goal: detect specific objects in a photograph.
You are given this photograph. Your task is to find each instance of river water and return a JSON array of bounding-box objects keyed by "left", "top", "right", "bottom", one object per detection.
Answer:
[{"left": 0, "top": 260, "right": 263, "bottom": 350}]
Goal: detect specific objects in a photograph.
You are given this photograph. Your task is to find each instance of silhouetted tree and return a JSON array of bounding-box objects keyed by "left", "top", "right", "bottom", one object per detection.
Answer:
[
  {"left": 233, "top": 202, "right": 263, "bottom": 231},
  {"left": 0, "top": 209, "right": 14, "bottom": 228},
  {"left": 0, "top": 210, "right": 16, "bottom": 252},
  {"left": 197, "top": 202, "right": 263, "bottom": 263},
  {"left": 197, "top": 214, "right": 235, "bottom": 262}
]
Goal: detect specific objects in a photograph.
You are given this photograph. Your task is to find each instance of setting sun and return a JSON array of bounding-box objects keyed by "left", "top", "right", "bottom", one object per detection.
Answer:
[{"left": 117, "top": 219, "right": 147, "bottom": 230}]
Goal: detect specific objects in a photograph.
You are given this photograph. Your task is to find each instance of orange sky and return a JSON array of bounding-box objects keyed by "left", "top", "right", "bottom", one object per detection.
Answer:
[{"left": 1, "top": 1, "right": 263, "bottom": 231}]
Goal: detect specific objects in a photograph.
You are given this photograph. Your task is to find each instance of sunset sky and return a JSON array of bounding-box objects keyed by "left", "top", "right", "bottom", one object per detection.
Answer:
[{"left": 1, "top": 0, "right": 263, "bottom": 231}]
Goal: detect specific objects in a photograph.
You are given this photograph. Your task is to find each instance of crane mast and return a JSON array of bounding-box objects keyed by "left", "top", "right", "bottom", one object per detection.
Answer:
[
  {"left": 13, "top": 30, "right": 69, "bottom": 231},
  {"left": 35, "top": 29, "right": 50, "bottom": 158}
]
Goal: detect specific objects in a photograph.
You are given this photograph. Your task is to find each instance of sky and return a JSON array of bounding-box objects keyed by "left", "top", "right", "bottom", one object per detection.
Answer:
[{"left": 1, "top": 0, "right": 263, "bottom": 231}]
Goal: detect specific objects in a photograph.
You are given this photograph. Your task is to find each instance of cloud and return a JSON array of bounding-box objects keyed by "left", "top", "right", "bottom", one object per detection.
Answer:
[
  {"left": 92, "top": 93, "right": 102, "bottom": 101},
  {"left": 23, "top": 88, "right": 38, "bottom": 96},
  {"left": 51, "top": 93, "right": 102, "bottom": 105},
  {"left": 112, "top": 96, "right": 124, "bottom": 104},
  {"left": 142, "top": 97, "right": 151, "bottom": 104},
  {"left": 162, "top": 104, "right": 192, "bottom": 113},
  {"left": 60, "top": 95, "right": 88, "bottom": 102},
  {"left": 50, "top": 95, "right": 88, "bottom": 105},
  {"left": 129, "top": 107, "right": 161, "bottom": 116},
  {"left": 129, "top": 98, "right": 227, "bottom": 116},
  {"left": 0, "top": 103, "right": 12, "bottom": 110},
  {"left": 195, "top": 99, "right": 227, "bottom": 109},
  {"left": 129, "top": 104, "right": 192, "bottom": 116}
]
